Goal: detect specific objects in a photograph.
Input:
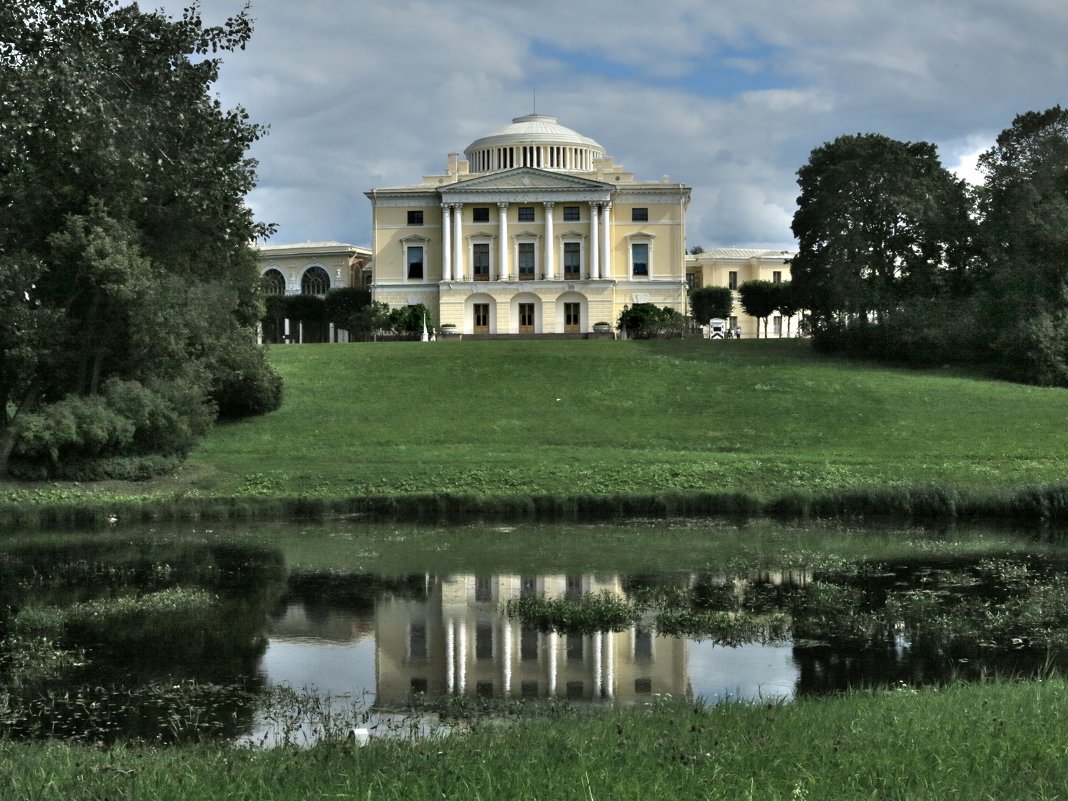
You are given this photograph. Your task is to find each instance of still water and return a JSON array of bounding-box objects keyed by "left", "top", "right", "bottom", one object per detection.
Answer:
[{"left": 2, "top": 519, "right": 1067, "bottom": 744}]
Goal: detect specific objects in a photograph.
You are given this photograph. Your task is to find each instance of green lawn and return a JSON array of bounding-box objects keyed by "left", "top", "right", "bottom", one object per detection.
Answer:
[{"left": 4, "top": 338, "right": 1068, "bottom": 510}]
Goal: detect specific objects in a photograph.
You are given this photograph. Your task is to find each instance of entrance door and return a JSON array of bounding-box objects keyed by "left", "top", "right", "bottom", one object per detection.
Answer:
[
  {"left": 473, "top": 303, "right": 490, "bottom": 334},
  {"left": 518, "top": 303, "right": 535, "bottom": 334},
  {"left": 564, "top": 302, "right": 580, "bottom": 333}
]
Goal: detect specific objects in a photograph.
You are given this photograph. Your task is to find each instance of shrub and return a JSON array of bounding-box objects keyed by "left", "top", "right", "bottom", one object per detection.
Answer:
[{"left": 618, "top": 303, "right": 685, "bottom": 338}]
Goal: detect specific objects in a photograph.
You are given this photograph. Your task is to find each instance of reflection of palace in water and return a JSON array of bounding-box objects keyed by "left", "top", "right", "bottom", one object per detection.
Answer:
[{"left": 374, "top": 575, "right": 687, "bottom": 707}]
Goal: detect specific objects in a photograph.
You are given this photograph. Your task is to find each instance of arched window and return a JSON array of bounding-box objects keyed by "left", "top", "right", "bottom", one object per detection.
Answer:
[
  {"left": 261, "top": 268, "right": 285, "bottom": 295},
  {"left": 301, "top": 265, "right": 331, "bottom": 295}
]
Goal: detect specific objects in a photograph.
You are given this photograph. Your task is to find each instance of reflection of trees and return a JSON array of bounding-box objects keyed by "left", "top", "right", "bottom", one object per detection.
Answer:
[{"left": 0, "top": 539, "right": 288, "bottom": 743}]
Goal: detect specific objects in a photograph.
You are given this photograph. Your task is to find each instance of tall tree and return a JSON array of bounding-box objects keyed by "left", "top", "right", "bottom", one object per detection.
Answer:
[
  {"left": 0, "top": 0, "right": 281, "bottom": 476},
  {"left": 738, "top": 280, "right": 778, "bottom": 338},
  {"left": 977, "top": 107, "right": 1068, "bottom": 385},
  {"left": 790, "top": 134, "right": 973, "bottom": 336},
  {"left": 689, "top": 286, "right": 734, "bottom": 324}
]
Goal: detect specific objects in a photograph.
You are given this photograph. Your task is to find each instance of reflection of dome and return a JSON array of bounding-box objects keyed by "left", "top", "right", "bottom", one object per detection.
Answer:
[{"left": 464, "top": 114, "right": 605, "bottom": 174}]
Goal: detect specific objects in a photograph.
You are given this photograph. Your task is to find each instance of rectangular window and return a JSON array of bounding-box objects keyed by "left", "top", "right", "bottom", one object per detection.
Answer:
[
  {"left": 521, "top": 680, "right": 539, "bottom": 699},
  {"left": 473, "top": 243, "right": 489, "bottom": 280},
  {"left": 406, "top": 246, "right": 424, "bottom": 280},
  {"left": 476, "top": 681, "right": 494, "bottom": 698},
  {"left": 476, "top": 623, "right": 493, "bottom": 660},
  {"left": 474, "top": 303, "right": 490, "bottom": 332},
  {"left": 565, "top": 575, "right": 582, "bottom": 600},
  {"left": 566, "top": 681, "right": 585, "bottom": 700},
  {"left": 632, "top": 243, "right": 649, "bottom": 276},
  {"left": 475, "top": 576, "right": 492, "bottom": 602},
  {"left": 521, "top": 576, "right": 537, "bottom": 598},
  {"left": 518, "top": 242, "right": 535, "bottom": 279},
  {"left": 634, "top": 678, "right": 652, "bottom": 695},
  {"left": 563, "top": 242, "right": 581, "bottom": 279},
  {"left": 472, "top": 207, "right": 490, "bottom": 223},
  {"left": 728, "top": 270, "right": 738, "bottom": 290},
  {"left": 773, "top": 270, "right": 782, "bottom": 284},
  {"left": 685, "top": 273, "right": 696, "bottom": 289},
  {"left": 407, "top": 210, "right": 423, "bottom": 225},
  {"left": 410, "top": 677, "right": 428, "bottom": 695},
  {"left": 563, "top": 206, "right": 580, "bottom": 222},
  {"left": 634, "top": 627, "right": 652, "bottom": 662},
  {"left": 518, "top": 206, "right": 535, "bottom": 222},
  {"left": 521, "top": 627, "right": 539, "bottom": 661},
  {"left": 631, "top": 207, "right": 648, "bottom": 222},
  {"left": 567, "top": 633, "right": 584, "bottom": 661},
  {"left": 409, "top": 622, "right": 427, "bottom": 660}
]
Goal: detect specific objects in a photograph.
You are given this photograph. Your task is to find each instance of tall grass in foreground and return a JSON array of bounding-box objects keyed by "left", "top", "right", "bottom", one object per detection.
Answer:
[{"left": 4, "top": 680, "right": 1068, "bottom": 800}]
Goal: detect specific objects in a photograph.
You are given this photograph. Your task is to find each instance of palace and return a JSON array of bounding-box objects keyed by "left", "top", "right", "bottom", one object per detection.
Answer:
[
  {"left": 256, "top": 114, "right": 800, "bottom": 340},
  {"left": 367, "top": 113, "right": 691, "bottom": 336}
]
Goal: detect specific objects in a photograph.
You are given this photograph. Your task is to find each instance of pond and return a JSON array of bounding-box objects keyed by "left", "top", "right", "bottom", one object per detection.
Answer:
[{"left": 2, "top": 519, "right": 1067, "bottom": 745}]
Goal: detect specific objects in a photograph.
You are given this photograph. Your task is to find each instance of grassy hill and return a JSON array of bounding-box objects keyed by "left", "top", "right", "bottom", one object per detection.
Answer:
[{"left": 4, "top": 338, "right": 1068, "bottom": 522}]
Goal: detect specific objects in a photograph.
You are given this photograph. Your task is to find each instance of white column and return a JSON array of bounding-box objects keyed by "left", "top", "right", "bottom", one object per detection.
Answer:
[
  {"left": 442, "top": 203, "right": 452, "bottom": 281},
  {"left": 589, "top": 203, "right": 600, "bottom": 280},
  {"left": 284, "top": 318, "right": 291, "bottom": 343},
  {"left": 605, "top": 631, "right": 615, "bottom": 698},
  {"left": 593, "top": 631, "right": 603, "bottom": 699},
  {"left": 548, "top": 631, "right": 558, "bottom": 697},
  {"left": 601, "top": 202, "right": 612, "bottom": 279},
  {"left": 446, "top": 618, "right": 455, "bottom": 693},
  {"left": 502, "top": 623, "right": 512, "bottom": 697},
  {"left": 457, "top": 623, "right": 467, "bottom": 695},
  {"left": 543, "top": 202, "right": 555, "bottom": 280},
  {"left": 329, "top": 323, "right": 335, "bottom": 343},
  {"left": 453, "top": 205, "right": 464, "bottom": 281},
  {"left": 497, "top": 202, "right": 509, "bottom": 280}
]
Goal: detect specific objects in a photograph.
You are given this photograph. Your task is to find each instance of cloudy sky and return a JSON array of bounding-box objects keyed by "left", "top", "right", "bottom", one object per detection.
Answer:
[{"left": 163, "top": 0, "right": 1068, "bottom": 250}]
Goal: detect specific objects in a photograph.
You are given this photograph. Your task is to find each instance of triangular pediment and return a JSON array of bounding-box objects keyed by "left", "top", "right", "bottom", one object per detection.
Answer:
[{"left": 441, "top": 167, "right": 612, "bottom": 195}]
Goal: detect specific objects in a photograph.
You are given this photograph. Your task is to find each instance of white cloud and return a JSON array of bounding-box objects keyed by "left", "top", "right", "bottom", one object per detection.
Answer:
[{"left": 161, "top": 0, "right": 1068, "bottom": 248}]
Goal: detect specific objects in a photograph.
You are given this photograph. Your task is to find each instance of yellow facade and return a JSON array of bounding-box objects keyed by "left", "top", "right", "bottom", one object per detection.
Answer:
[
  {"left": 366, "top": 114, "right": 691, "bottom": 336},
  {"left": 686, "top": 247, "right": 799, "bottom": 338}
]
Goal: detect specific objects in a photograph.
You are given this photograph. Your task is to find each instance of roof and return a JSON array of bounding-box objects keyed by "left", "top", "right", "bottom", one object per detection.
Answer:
[
  {"left": 465, "top": 114, "right": 604, "bottom": 154},
  {"left": 698, "top": 247, "right": 796, "bottom": 261}
]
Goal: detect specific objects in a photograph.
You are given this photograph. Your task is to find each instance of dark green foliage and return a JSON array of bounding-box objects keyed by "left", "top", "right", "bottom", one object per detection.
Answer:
[
  {"left": 0, "top": 0, "right": 278, "bottom": 477},
  {"left": 206, "top": 333, "right": 284, "bottom": 419},
  {"left": 689, "top": 285, "right": 733, "bottom": 322},
  {"left": 737, "top": 280, "right": 779, "bottom": 337},
  {"left": 324, "top": 287, "right": 371, "bottom": 330},
  {"left": 791, "top": 133, "right": 974, "bottom": 331},
  {"left": 617, "top": 303, "right": 685, "bottom": 338},
  {"left": 978, "top": 107, "right": 1068, "bottom": 385},
  {"left": 389, "top": 303, "right": 432, "bottom": 338}
]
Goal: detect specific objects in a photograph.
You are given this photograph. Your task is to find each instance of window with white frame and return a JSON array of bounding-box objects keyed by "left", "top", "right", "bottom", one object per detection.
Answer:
[
  {"left": 517, "top": 241, "right": 536, "bottom": 280},
  {"left": 563, "top": 205, "right": 580, "bottom": 221},
  {"left": 473, "top": 242, "right": 490, "bottom": 280},
  {"left": 404, "top": 242, "right": 425, "bottom": 280},
  {"left": 728, "top": 270, "right": 738, "bottom": 290},
  {"left": 563, "top": 241, "right": 581, "bottom": 279},
  {"left": 630, "top": 241, "right": 650, "bottom": 277},
  {"left": 773, "top": 270, "right": 782, "bottom": 283},
  {"left": 517, "top": 206, "right": 535, "bottom": 222}
]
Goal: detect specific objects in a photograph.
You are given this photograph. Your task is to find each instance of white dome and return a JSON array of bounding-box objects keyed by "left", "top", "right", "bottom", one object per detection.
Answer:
[{"left": 464, "top": 114, "right": 604, "bottom": 173}]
